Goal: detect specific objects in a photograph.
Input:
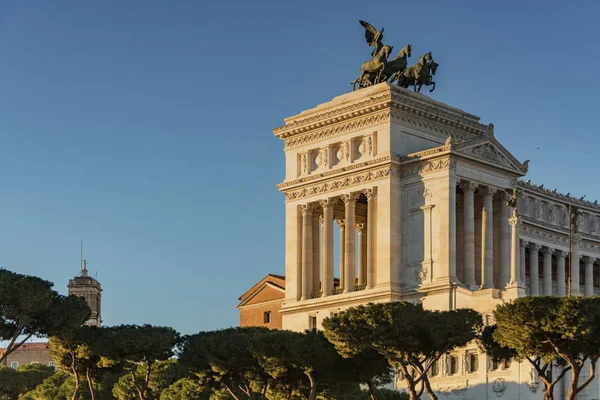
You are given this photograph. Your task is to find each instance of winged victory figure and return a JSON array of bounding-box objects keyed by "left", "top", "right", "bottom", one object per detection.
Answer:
[{"left": 360, "top": 20, "right": 384, "bottom": 57}]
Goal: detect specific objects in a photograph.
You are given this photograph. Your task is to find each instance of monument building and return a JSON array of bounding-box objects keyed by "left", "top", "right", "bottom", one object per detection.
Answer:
[{"left": 270, "top": 82, "right": 600, "bottom": 398}]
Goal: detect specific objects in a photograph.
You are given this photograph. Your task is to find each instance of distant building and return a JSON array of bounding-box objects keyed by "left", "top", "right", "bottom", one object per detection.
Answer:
[
  {"left": 0, "top": 342, "right": 54, "bottom": 369},
  {"left": 237, "top": 274, "right": 285, "bottom": 329},
  {"left": 1, "top": 261, "right": 104, "bottom": 369},
  {"left": 68, "top": 260, "right": 102, "bottom": 326}
]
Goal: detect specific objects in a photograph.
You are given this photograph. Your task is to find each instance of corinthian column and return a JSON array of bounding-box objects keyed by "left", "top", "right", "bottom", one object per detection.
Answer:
[
  {"left": 336, "top": 219, "right": 345, "bottom": 292},
  {"left": 364, "top": 188, "right": 376, "bottom": 289},
  {"left": 320, "top": 199, "right": 334, "bottom": 297},
  {"left": 556, "top": 250, "right": 566, "bottom": 297},
  {"left": 498, "top": 191, "right": 511, "bottom": 288},
  {"left": 312, "top": 210, "right": 321, "bottom": 295},
  {"left": 480, "top": 187, "right": 495, "bottom": 289},
  {"left": 357, "top": 224, "right": 367, "bottom": 287},
  {"left": 542, "top": 247, "right": 554, "bottom": 295},
  {"left": 508, "top": 212, "right": 520, "bottom": 286},
  {"left": 300, "top": 204, "right": 313, "bottom": 301},
  {"left": 520, "top": 240, "right": 527, "bottom": 284},
  {"left": 570, "top": 234, "right": 581, "bottom": 296},
  {"left": 460, "top": 181, "right": 477, "bottom": 288},
  {"left": 342, "top": 193, "right": 359, "bottom": 293},
  {"left": 529, "top": 243, "right": 540, "bottom": 295},
  {"left": 584, "top": 257, "right": 595, "bottom": 297}
]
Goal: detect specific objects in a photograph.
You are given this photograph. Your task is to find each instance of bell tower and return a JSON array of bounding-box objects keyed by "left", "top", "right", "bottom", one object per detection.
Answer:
[{"left": 67, "top": 259, "right": 102, "bottom": 327}]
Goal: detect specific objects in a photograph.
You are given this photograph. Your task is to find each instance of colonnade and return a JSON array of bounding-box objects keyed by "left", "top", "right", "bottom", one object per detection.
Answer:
[
  {"left": 298, "top": 189, "right": 376, "bottom": 300},
  {"left": 520, "top": 241, "right": 598, "bottom": 297},
  {"left": 458, "top": 181, "right": 519, "bottom": 290}
]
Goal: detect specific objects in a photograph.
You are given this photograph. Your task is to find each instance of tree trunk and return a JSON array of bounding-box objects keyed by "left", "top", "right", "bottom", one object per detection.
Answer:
[
  {"left": 305, "top": 371, "right": 317, "bottom": 400},
  {"left": 71, "top": 353, "right": 80, "bottom": 400},
  {"left": 131, "top": 370, "right": 145, "bottom": 400},
  {"left": 422, "top": 375, "right": 438, "bottom": 400},
  {"left": 86, "top": 368, "right": 96, "bottom": 400},
  {"left": 566, "top": 366, "right": 581, "bottom": 400},
  {"left": 367, "top": 380, "right": 377, "bottom": 400}
]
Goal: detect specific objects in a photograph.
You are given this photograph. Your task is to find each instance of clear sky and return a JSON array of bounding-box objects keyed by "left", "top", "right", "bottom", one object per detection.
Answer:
[{"left": 0, "top": 1, "right": 598, "bottom": 335}]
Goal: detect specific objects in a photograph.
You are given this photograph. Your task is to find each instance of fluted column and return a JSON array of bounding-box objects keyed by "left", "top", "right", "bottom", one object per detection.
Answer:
[
  {"left": 529, "top": 243, "right": 540, "bottom": 295},
  {"left": 312, "top": 210, "right": 321, "bottom": 295},
  {"left": 499, "top": 192, "right": 511, "bottom": 288},
  {"left": 508, "top": 212, "right": 520, "bottom": 286},
  {"left": 357, "top": 224, "right": 367, "bottom": 287},
  {"left": 342, "top": 193, "right": 359, "bottom": 293},
  {"left": 584, "top": 257, "right": 595, "bottom": 297},
  {"left": 300, "top": 204, "right": 313, "bottom": 301},
  {"left": 556, "top": 250, "right": 566, "bottom": 296},
  {"left": 364, "top": 189, "right": 376, "bottom": 289},
  {"left": 520, "top": 240, "right": 528, "bottom": 285},
  {"left": 320, "top": 199, "right": 334, "bottom": 297},
  {"left": 336, "top": 219, "right": 345, "bottom": 292},
  {"left": 460, "top": 181, "right": 477, "bottom": 288},
  {"left": 480, "top": 187, "right": 495, "bottom": 289},
  {"left": 542, "top": 247, "right": 554, "bottom": 295},
  {"left": 570, "top": 234, "right": 581, "bottom": 296}
]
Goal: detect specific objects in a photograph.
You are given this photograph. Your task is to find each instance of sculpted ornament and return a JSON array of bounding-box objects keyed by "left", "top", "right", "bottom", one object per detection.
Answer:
[
  {"left": 351, "top": 20, "right": 439, "bottom": 93},
  {"left": 492, "top": 378, "right": 507, "bottom": 396}
]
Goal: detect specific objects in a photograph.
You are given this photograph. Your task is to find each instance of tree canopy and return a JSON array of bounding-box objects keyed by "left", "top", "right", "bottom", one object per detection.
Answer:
[
  {"left": 493, "top": 296, "right": 600, "bottom": 400},
  {"left": 322, "top": 302, "right": 482, "bottom": 400},
  {"left": 0, "top": 269, "right": 91, "bottom": 364}
]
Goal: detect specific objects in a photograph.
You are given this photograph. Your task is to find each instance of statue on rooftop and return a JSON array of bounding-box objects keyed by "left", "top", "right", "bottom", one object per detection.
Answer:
[{"left": 352, "top": 21, "right": 439, "bottom": 93}]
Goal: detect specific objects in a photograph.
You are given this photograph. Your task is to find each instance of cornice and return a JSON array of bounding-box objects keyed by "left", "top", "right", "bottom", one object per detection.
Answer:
[
  {"left": 518, "top": 180, "right": 600, "bottom": 212},
  {"left": 520, "top": 222, "right": 600, "bottom": 253},
  {"left": 278, "top": 155, "right": 397, "bottom": 190},
  {"left": 274, "top": 85, "right": 488, "bottom": 146},
  {"left": 283, "top": 111, "right": 390, "bottom": 149},
  {"left": 282, "top": 165, "right": 396, "bottom": 201}
]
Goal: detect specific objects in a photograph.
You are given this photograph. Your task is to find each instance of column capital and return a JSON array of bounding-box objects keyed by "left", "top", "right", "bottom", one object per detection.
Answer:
[
  {"left": 509, "top": 215, "right": 520, "bottom": 227},
  {"left": 520, "top": 239, "right": 529, "bottom": 249},
  {"left": 555, "top": 249, "right": 568, "bottom": 259},
  {"left": 528, "top": 242, "right": 541, "bottom": 252},
  {"left": 459, "top": 180, "right": 477, "bottom": 193},
  {"left": 541, "top": 246, "right": 555, "bottom": 256},
  {"left": 300, "top": 204, "right": 315, "bottom": 216},
  {"left": 479, "top": 186, "right": 497, "bottom": 198},
  {"left": 319, "top": 198, "right": 334, "bottom": 209},
  {"left": 495, "top": 190, "right": 511, "bottom": 201},
  {"left": 583, "top": 256, "right": 597, "bottom": 264},
  {"left": 356, "top": 223, "right": 367, "bottom": 234},
  {"left": 341, "top": 192, "right": 361, "bottom": 205},
  {"left": 336, "top": 219, "right": 345, "bottom": 229},
  {"left": 362, "top": 188, "right": 376, "bottom": 200}
]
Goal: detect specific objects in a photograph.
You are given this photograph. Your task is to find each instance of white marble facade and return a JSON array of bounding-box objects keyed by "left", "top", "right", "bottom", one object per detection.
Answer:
[{"left": 272, "top": 83, "right": 600, "bottom": 399}]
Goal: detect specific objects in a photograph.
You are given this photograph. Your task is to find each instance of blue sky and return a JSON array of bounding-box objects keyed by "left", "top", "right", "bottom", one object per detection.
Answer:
[{"left": 0, "top": 1, "right": 598, "bottom": 334}]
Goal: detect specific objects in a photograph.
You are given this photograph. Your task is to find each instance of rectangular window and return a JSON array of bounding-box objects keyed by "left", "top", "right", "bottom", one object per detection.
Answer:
[
  {"left": 30, "top": 361, "right": 39, "bottom": 364},
  {"left": 490, "top": 358, "right": 500, "bottom": 371},
  {"left": 10, "top": 362, "right": 18, "bottom": 369},
  {"left": 49, "top": 362, "right": 56, "bottom": 370},
  {"left": 428, "top": 360, "right": 439, "bottom": 377},
  {"left": 468, "top": 353, "right": 478, "bottom": 373},
  {"left": 449, "top": 356, "right": 458, "bottom": 375},
  {"left": 309, "top": 316, "right": 317, "bottom": 330},
  {"left": 263, "top": 311, "right": 271, "bottom": 324}
]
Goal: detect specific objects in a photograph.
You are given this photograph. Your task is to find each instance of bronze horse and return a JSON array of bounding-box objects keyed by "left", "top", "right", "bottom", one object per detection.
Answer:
[{"left": 397, "top": 52, "right": 438, "bottom": 93}]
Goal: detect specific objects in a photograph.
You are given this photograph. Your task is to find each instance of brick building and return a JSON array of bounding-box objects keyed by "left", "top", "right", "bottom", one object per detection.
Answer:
[
  {"left": 0, "top": 342, "right": 54, "bottom": 369},
  {"left": 237, "top": 274, "right": 285, "bottom": 329}
]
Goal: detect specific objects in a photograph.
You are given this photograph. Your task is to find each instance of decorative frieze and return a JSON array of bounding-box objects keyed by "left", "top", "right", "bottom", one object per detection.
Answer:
[
  {"left": 461, "top": 143, "right": 513, "bottom": 169},
  {"left": 283, "top": 167, "right": 394, "bottom": 200},
  {"left": 400, "top": 158, "right": 454, "bottom": 178}
]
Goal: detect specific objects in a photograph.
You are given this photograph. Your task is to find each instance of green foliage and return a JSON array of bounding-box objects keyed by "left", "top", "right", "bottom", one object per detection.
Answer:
[
  {"left": 322, "top": 302, "right": 482, "bottom": 400},
  {"left": 0, "top": 268, "right": 91, "bottom": 364},
  {"left": 0, "top": 363, "right": 55, "bottom": 399},
  {"left": 179, "top": 327, "right": 269, "bottom": 399},
  {"left": 159, "top": 378, "right": 218, "bottom": 400},
  {"left": 21, "top": 371, "right": 85, "bottom": 400},
  {"left": 105, "top": 325, "right": 181, "bottom": 400},
  {"left": 112, "top": 359, "right": 186, "bottom": 400},
  {"left": 493, "top": 296, "right": 600, "bottom": 400}
]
